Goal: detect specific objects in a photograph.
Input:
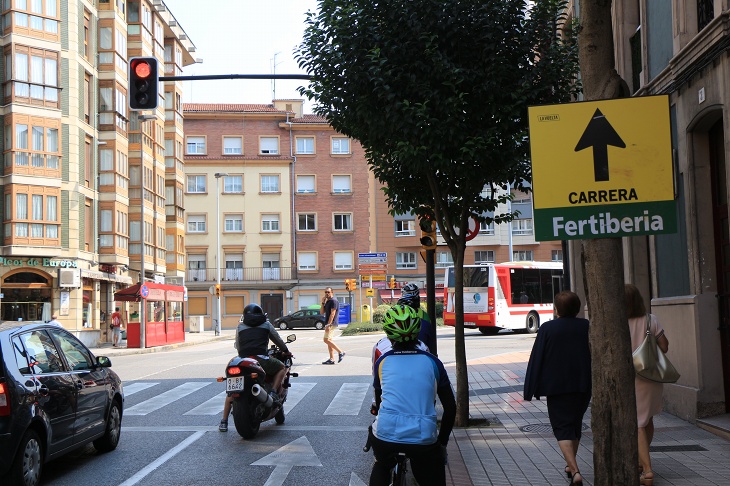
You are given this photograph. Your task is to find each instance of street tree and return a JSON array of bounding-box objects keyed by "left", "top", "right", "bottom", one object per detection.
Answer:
[
  {"left": 296, "top": 0, "right": 579, "bottom": 425},
  {"left": 577, "top": 1, "right": 638, "bottom": 484}
]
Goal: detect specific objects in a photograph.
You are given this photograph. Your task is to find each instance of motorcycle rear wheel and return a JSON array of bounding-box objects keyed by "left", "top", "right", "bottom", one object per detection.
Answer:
[
  {"left": 275, "top": 407, "right": 285, "bottom": 424},
  {"left": 232, "top": 398, "right": 261, "bottom": 439}
]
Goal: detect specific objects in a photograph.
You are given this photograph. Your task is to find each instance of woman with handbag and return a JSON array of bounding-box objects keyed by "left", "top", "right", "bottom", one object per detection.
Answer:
[{"left": 626, "top": 284, "right": 670, "bottom": 486}]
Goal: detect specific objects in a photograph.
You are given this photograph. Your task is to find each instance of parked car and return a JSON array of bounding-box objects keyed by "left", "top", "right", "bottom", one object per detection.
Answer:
[
  {"left": 273, "top": 309, "right": 326, "bottom": 330},
  {"left": 0, "top": 322, "right": 124, "bottom": 486}
]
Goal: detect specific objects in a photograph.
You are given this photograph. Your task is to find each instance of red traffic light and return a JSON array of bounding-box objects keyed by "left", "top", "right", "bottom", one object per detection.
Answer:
[{"left": 133, "top": 60, "right": 152, "bottom": 79}]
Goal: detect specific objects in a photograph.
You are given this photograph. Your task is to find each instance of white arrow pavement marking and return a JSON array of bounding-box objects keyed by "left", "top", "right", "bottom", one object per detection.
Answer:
[
  {"left": 118, "top": 431, "right": 205, "bottom": 486},
  {"left": 184, "top": 391, "right": 227, "bottom": 415},
  {"left": 324, "top": 383, "right": 370, "bottom": 415},
  {"left": 350, "top": 472, "right": 367, "bottom": 486},
  {"left": 126, "top": 382, "right": 210, "bottom": 415},
  {"left": 252, "top": 435, "right": 322, "bottom": 486},
  {"left": 123, "top": 382, "right": 159, "bottom": 397}
]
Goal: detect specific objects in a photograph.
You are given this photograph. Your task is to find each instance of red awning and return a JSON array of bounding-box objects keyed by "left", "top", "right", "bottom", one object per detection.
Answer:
[{"left": 114, "top": 282, "right": 186, "bottom": 302}]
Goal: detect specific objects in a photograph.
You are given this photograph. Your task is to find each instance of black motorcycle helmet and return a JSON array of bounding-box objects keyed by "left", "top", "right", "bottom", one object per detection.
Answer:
[{"left": 242, "top": 303, "right": 267, "bottom": 327}]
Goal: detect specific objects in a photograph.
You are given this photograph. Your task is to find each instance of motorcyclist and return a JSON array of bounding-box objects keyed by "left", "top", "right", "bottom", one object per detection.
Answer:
[
  {"left": 369, "top": 304, "right": 456, "bottom": 485},
  {"left": 218, "top": 303, "right": 290, "bottom": 432}
]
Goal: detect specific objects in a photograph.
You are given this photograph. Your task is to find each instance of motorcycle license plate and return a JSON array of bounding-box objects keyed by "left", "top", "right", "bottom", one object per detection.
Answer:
[{"left": 227, "top": 377, "right": 245, "bottom": 392}]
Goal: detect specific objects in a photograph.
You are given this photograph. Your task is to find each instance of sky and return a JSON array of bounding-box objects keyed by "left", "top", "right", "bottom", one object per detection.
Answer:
[{"left": 163, "top": 0, "right": 319, "bottom": 110}]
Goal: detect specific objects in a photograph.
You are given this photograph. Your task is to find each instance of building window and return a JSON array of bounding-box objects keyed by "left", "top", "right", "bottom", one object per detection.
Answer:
[
  {"left": 223, "top": 175, "right": 242, "bottom": 193},
  {"left": 298, "top": 252, "right": 317, "bottom": 271},
  {"left": 4, "top": 189, "right": 59, "bottom": 243},
  {"left": 334, "top": 251, "right": 353, "bottom": 270},
  {"left": 395, "top": 220, "right": 416, "bottom": 237},
  {"left": 396, "top": 252, "right": 417, "bottom": 269},
  {"left": 296, "top": 175, "right": 315, "bottom": 193},
  {"left": 187, "top": 214, "right": 206, "bottom": 233},
  {"left": 4, "top": 46, "right": 60, "bottom": 106},
  {"left": 259, "top": 137, "right": 279, "bottom": 155},
  {"left": 4, "top": 117, "right": 60, "bottom": 174},
  {"left": 225, "top": 256, "right": 244, "bottom": 281},
  {"left": 511, "top": 219, "right": 533, "bottom": 235},
  {"left": 186, "top": 175, "right": 206, "bottom": 193},
  {"left": 333, "top": 213, "right": 352, "bottom": 231},
  {"left": 224, "top": 214, "right": 243, "bottom": 233},
  {"left": 298, "top": 213, "right": 316, "bottom": 231},
  {"left": 551, "top": 249, "right": 563, "bottom": 262},
  {"left": 331, "top": 137, "right": 350, "bottom": 154},
  {"left": 475, "top": 250, "right": 495, "bottom": 264},
  {"left": 479, "top": 221, "right": 494, "bottom": 235},
  {"left": 332, "top": 174, "right": 351, "bottom": 193},
  {"left": 261, "top": 174, "right": 279, "bottom": 193},
  {"left": 513, "top": 250, "right": 533, "bottom": 261},
  {"left": 436, "top": 251, "right": 454, "bottom": 268},
  {"left": 187, "top": 255, "right": 206, "bottom": 281},
  {"left": 83, "top": 10, "right": 90, "bottom": 59},
  {"left": 262, "top": 214, "right": 280, "bottom": 232},
  {"left": 223, "top": 136, "right": 242, "bottom": 155},
  {"left": 3, "top": 0, "right": 60, "bottom": 36},
  {"left": 186, "top": 136, "right": 205, "bottom": 154},
  {"left": 295, "top": 136, "right": 314, "bottom": 154}
]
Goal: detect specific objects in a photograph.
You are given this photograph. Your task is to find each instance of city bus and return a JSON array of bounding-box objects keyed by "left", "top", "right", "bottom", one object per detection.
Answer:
[{"left": 443, "top": 262, "right": 564, "bottom": 335}]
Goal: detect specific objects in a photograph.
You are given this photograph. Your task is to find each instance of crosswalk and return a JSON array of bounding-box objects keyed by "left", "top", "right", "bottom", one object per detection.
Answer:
[{"left": 122, "top": 381, "right": 372, "bottom": 417}]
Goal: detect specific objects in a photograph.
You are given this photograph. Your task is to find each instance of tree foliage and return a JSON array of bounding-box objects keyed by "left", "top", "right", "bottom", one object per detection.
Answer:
[{"left": 296, "top": 0, "right": 580, "bottom": 424}]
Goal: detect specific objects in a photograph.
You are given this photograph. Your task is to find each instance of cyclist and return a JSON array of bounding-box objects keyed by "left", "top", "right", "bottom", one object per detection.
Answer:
[
  {"left": 369, "top": 305, "right": 456, "bottom": 486},
  {"left": 218, "top": 303, "right": 290, "bottom": 432}
]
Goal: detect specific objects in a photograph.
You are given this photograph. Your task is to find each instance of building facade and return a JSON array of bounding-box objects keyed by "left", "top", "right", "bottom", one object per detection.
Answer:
[{"left": 0, "top": 0, "right": 194, "bottom": 345}]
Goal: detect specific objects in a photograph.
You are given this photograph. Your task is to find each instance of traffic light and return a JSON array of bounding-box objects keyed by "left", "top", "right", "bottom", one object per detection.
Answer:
[
  {"left": 350, "top": 279, "right": 357, "bottom": 291},
  {"left": 215, "top": 284, "right": 221, "bottom": 297},
  {"left": 419, "top": 216, "right": 437, "bottom": 250},
  {"left": 345, "top": 279, "right": 352, "bottom": 291},
  {"left": 129, "top": 57, "right": 159, "bottom": 110},
  {"left": 389, "top": 276, "right": 396, "bottom": 289}
]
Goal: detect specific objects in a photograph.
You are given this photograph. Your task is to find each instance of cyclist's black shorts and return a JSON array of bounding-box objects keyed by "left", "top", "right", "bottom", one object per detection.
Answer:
[{"left": 368, "top": 429, "right": 445, "bottom": 486}]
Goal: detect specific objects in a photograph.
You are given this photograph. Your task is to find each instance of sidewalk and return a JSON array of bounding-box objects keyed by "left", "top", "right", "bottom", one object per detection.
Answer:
[
  {"left": 89, "top": 332, "right": 730, "bottom": 485},
  {"left": 443, "top": 351, "right": 730, "bottom": 486}
]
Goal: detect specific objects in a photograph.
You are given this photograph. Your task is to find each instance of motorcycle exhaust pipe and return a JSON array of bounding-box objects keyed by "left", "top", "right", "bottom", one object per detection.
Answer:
[{"left": 251, "top": 384, "right": 273, "bottom": 407}]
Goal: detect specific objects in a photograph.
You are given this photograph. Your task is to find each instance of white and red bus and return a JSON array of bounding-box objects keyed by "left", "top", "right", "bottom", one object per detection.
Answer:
[{"left": 443, "top": 262, "right": 564, "bottom": 335}]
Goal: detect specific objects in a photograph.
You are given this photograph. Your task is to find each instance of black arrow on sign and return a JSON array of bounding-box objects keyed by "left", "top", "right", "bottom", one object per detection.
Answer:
[{"left": 574, "top": 108, "right": 626, "bottom": 182}]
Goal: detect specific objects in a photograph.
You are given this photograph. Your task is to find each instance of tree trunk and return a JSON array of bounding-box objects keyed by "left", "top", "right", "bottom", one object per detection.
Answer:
[
  {"left": 578, "top": 2, "right": 639, "bottom": 484},
  {"left": 453, "top": 236, "right": 469, "bottom": 426}
]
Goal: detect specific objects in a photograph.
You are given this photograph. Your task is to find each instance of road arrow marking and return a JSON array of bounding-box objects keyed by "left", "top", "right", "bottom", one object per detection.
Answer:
[
  {"left": 574, "top": 108, "right": 626, "bottom": 182},
  {"left": 252, "top": 435, "right": 322, "bottom": 486},
  {"left": 350, "top": 472, "right": 367, "bottom": 485}
]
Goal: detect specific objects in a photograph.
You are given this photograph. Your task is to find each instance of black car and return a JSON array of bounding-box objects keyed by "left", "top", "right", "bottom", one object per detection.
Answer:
[
  {"left": 273, "top": 309, "right": 326, "bottom": 330},
  {"left": 0, "top": 322, "right": 124, "bottom": 486}
]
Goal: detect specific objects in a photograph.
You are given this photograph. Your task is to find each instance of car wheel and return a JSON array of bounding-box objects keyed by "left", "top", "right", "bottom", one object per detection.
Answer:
[
  {"left": 525, "top": 312, "right": 540, "bottom": 334},
  {"left": 8, "top": 429, "right": 43, "bottom": 486},
  {"left": 278, "top": 322, "right": 288, "bottom": 330},
  {"left": 93, "top": 399, "right": 122, "bottom": 452},
  {"left": 315, "top": 321, "right": 324, "bottom": 330},
  {"left": 478, "top": 327, "right": 501, "bottom": 336}
]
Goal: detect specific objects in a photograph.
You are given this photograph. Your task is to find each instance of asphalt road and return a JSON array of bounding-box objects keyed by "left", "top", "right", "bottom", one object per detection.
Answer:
[{"left": 40, "top": 327, "right": 535, "bottom": 486}]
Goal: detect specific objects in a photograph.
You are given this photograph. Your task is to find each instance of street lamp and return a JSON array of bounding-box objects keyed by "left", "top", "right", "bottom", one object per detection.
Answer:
[
  {"left": 214, "top": 172, "right": 228, "bottom": 336},
  {"left": 137, "top": 113, "right": 156, "bottom": 349}
]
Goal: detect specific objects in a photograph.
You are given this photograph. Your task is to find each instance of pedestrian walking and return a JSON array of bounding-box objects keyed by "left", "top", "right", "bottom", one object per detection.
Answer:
[
  {"left": 626, "top": 283, "right": 669, "bottom": 486},
  {"left": 524, "top": 291, "right": 591, "bottom": 485},
  {"left": 321, "top": 287, "right": 344, "bottom": 364},
  {"left": 110, "top": 307, "right": 125, "bottom": 347}
]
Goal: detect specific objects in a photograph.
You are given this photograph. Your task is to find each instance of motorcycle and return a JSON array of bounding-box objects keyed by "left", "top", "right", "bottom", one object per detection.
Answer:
[{"left": 219, "top": 334, "right": 297, "bottom": 439}]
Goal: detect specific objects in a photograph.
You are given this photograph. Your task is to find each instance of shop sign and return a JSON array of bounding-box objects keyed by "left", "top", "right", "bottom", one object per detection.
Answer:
[{"left": 0, "top": 258, "right": 78, "bottom": 268}]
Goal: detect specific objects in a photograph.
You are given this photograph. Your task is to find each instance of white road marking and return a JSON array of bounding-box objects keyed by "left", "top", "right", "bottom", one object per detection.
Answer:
[
  {"left": 252, "top": 436, "right": 322, "bottom": 486},
  {"left": 123, "top": 382, "right": 158, "bottom": 397},
  {"left": 284, "top": 382, "right": 316, "bottom": 412},
  {"left": 117, "top": 431, "right": 205, "bottom": 486},
  {"left": 183, "top": 391, "right": 227, "bottom": 415},
  {"left": 125, "top": 382, "right": 210, "bottom": 415},
  {"left": 350, "top": 472, "right": 368, "bottom": 486},
  {"left": 324, "top": 383, "right": 370, "bottom": 415}
]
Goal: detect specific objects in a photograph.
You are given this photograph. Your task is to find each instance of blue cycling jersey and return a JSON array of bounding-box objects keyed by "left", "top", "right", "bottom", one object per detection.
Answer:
[{"left": 372, "top": 348, "right": 451, "bottom": 445}]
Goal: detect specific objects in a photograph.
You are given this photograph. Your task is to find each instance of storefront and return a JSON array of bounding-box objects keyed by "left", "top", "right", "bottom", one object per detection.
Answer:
[{"left": 114, "top": 282, "right": 186, "bottom": 348}]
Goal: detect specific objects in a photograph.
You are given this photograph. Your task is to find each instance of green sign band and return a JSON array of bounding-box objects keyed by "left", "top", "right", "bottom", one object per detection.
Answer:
[{"left": 534, "top": 200, "right": 678, "bottom": 241}]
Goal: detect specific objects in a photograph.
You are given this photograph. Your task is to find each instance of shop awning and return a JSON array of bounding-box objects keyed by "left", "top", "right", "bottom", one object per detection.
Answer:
[
  {"left": 114, "top": 282, "right": 186, "bottom": 302},
  {"left": 113, "top": 284, "right": 143, "bottom": 301}
]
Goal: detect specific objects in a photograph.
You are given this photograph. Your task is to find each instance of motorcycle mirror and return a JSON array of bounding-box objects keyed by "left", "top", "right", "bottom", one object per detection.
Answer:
[{"left": 287, "top": 334, "right": 296, "bottom": 343}]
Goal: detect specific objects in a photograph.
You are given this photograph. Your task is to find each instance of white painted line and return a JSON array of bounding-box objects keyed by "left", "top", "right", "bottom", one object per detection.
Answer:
[
  {"left": 184, "top": 391, "right": 227, "bottom": 415},
  {"left": 284, "top": 382, "right": 316, "bottom": 412},
  {"left": 123, "top": 382, "right": 158, "bottom": 397},
  {"left": 117, "top": 431, "right": 205, "bottom": 486},
  {"left": 324, "top": 383, "right": 370, "bottom": 415},
  {"left": 125, "top": 382, "right": 210, "bottom": 415}
]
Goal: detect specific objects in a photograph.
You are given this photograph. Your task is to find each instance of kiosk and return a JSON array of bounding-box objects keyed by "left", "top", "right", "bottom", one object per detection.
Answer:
[{"left": 114, "top": 282, "right": 185, "bottom": 348}]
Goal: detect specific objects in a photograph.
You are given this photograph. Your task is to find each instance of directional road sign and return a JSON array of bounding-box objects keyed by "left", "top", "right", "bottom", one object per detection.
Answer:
[{"left": 528, "top": 95, "right": 677, "bottom": 241}]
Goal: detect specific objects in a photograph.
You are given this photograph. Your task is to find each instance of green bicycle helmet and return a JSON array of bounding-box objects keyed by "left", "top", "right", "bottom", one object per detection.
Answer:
[{"left": 382, "top": 305, "right": 421, "bottom": 342}]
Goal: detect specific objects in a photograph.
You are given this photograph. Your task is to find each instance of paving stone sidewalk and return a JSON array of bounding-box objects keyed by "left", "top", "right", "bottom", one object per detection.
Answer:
[{"left": 444, "top": 351, "right": 730, "bottom": 486}]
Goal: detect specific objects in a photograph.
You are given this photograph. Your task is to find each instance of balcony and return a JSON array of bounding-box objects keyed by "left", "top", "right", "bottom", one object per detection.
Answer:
[{"left": 186, "top": 266, "right": 295, "bottom": 284}]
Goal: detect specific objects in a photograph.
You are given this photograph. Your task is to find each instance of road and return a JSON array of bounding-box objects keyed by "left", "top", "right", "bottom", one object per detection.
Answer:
[{"left": 41, "top": 328, "right": 535, "bottom": 485}]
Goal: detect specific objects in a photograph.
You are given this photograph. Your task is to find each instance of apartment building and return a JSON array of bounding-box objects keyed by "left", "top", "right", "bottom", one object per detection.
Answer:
[{"left": 0, "top": 0, "right": 194, "bottom": 345}]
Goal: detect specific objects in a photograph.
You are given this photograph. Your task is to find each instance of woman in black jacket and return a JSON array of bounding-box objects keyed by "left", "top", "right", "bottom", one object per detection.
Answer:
[{"left": 524, "top": 291, "right": 591, "bottom": 485}]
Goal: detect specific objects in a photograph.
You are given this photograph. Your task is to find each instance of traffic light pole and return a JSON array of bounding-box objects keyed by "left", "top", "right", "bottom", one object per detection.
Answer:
[{"left": 426, "top": 249, "right": 437, "bottom": 356}]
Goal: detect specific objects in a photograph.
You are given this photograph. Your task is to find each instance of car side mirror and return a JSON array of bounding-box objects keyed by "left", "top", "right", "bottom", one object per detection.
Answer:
[
  {"left": 286, "top": 334, "right": 296, "bottom": 343},
  {"left": 97, "top": 356, "right": 112, "bottom": 368}
]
